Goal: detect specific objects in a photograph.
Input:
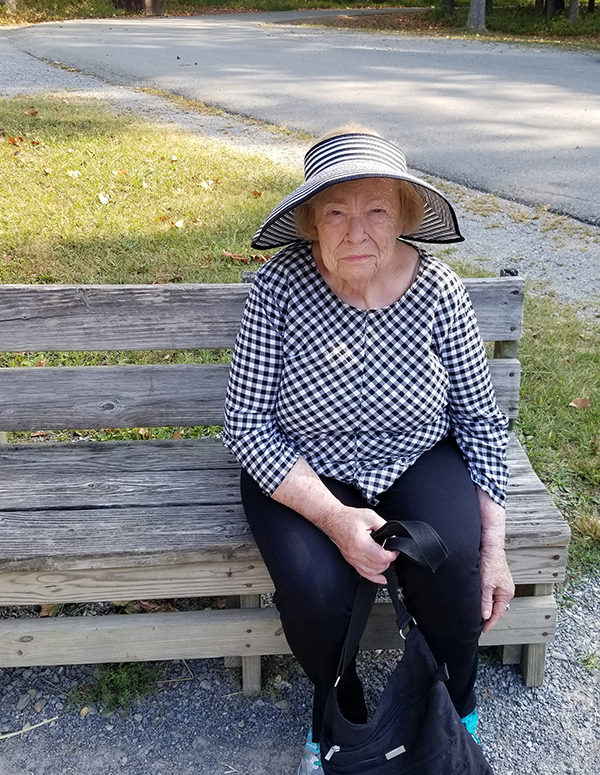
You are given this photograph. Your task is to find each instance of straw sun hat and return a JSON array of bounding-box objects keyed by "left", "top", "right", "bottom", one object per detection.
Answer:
[{"left": 251, "top": 132, "right": 464, "bottom": 250}]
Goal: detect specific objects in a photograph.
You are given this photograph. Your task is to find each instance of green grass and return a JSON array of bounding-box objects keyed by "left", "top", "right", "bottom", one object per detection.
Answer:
[
  {"left": 1, "top": 94, "right": 599, "bottom": 578},
  {"left": 515, "top": 293, "right": 600, "bottom": 576},
  {"left": 69, "top": 661, "right": 166, "bottom": 712},
  {"left": 0, "top": 96, "right": 298, "bottom": 284}
]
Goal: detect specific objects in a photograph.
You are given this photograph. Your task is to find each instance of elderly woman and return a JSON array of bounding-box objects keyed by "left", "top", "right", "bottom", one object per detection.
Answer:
[{"left": 223, "top": 126, "right": 514, "bottom": 774}]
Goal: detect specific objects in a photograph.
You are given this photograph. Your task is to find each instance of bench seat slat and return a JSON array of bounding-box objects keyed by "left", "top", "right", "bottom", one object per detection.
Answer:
[
  {"left": 0, "top": 435, "right": 569, "bottom": 573},
  {"left": 0, "top": 278, "right": 524, "bottom": 353},
  {"left": 0, "top": 545, "right": 566, "bottom": 605}
]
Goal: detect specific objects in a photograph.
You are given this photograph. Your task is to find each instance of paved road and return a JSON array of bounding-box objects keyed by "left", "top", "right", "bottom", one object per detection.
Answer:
[{"left": 5, "top": 13, "right": 600, "bottom": 225}]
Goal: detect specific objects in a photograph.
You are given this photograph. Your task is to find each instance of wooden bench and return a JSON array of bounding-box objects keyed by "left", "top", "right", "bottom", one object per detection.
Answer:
[{"left": 0, "top": 276, "right": 570, "bottom": 695}]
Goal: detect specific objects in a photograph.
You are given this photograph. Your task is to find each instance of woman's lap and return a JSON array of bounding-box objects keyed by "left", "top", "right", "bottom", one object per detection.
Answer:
[{"left": 241, "top": 436, "right": 483, "bottom": 733}]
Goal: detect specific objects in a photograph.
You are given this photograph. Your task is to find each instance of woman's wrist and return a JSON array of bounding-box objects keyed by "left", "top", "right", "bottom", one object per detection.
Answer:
[{"left": 477, "top": 486, "right": 507, "bottom": 554}]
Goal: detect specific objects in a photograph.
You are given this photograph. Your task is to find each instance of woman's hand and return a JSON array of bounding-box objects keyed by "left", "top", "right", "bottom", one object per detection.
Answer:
[
  {"left": 325, "top": 506, "right": 398, "bottom": 585},
  {"left": 477, "top": 487, "right": 515, "bottom": 632},
  {"left": 272, "top": 458, "right": 397, "bottom": 584},
  {"left": 480, "top": 545, "right": 514, "bottom": 632}
]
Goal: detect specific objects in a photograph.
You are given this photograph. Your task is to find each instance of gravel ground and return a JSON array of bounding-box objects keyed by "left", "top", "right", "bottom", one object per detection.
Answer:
[{"left": 1, "top": 29, "right": 599, "bottom": 775}]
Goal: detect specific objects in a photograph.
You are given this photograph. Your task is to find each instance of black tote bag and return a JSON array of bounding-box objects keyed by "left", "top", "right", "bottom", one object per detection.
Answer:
[{"left": 320, "top": 520, "right": 494, "bottom": 775}]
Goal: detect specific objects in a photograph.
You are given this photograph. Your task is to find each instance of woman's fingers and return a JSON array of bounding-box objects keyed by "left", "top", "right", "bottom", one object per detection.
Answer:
[{"left": 480, "top": 548, "right": 515, "bottom": 632}]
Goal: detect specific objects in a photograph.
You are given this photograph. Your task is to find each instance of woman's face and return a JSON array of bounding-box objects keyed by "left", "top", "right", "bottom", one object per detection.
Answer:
[{"left": 311, "top": 178, "right": 404, "bottom": 287}]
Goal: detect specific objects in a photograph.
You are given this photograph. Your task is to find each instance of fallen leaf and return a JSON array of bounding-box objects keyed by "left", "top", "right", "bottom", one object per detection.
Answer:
[
  {"left": 26, "top": 108, "right": 38, "bottom": 116},
  {"left": 111, "top": 169, "right": 127, "bottom": 176},
  {"left": 67, "top": 170, "right": 81, "bottom": 179},
  {"left": 222, "top": 250, "right": 248, "bottom": 264},
  {"left": 80, "top": 707, "right": 90, "bottom": 717},
  {"left": 251, "top": 190, "right": 262, "bottom": 198},
  {"left": 34, "top": 358, "right": 46, "bottom": 367},
  {"left": 171, "top": 155, "right": 178, "bottom": 162},
  {"left": 31, "top": 431, "right": 48, "bottom": 437},
  {"left": 8, "top": 136, "right": 23, "bottom": 146},
  {"left": 174, "top": 219, "right": 185, "bottom": 229},
  {"left": 43, "top": 168, "right": 52, "bottom": 175},
  {"left": 569, "top": 397, "right": 590, "bottom": 409},
  {"left": 39, "top": 604, "right": 56, "bottom": 617},
  {"left": 158, "top": 215, "right": 169, "bottom": 222},
  {"left": 98, "top": 193, "right": 110, "bottom": 205},
  {"left": 250, "top": 253, "right": 269, "bottom": 264},
  {"left": 173, "top": 431, "right": 182, "bottom": 439},
  {"left": 137, "top": 427, "right": 149, "bottom": 438},
  {"left": 30, "top": 140, "right": 41, "bottom": 146},
  {"left": 200, "top": 179, "right": 213, "bottom": 190},
  {"left": 141, "top": 181, "right": 149, "bottom": 188}
]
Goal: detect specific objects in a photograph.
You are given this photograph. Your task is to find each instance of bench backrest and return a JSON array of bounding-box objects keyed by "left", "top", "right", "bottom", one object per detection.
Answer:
[{"left": 0, "top": 277, "right": 525, "bottom": 431}]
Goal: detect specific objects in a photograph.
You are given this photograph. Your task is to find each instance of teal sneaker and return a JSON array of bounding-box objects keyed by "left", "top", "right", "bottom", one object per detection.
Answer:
[
  {"left": 461, "top": 708, "right": 482, "bottom": 746},
  {"left": 298, "top": 727, "right": 323, "bottom": 775}
]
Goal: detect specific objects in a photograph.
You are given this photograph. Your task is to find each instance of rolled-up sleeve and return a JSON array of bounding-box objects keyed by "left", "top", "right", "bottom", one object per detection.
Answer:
[
  {"left": 434, "top": 279, "right": 509, "bottom": 507},
  {"left": 223, "top": 272, "right": 300, "bottom": 495}
]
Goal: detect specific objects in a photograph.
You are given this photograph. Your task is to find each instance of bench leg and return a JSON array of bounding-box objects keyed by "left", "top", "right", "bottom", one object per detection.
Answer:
[
  {"left": 500, "top": 644, "right": 522, "bottom": 665},
  {"left": 223, "top": 594, "right": 262, "bottom": 696},
  {"left": 521, "top": 644, "right": 547, "bottom": 687},
  {"left": 241, "top": 595, "right": 262, "bottom": 697},
  {"left": 224, "top": 596, "right": 243, "bottom": 669},
  {"left": 518, "top": 583, "right": 554, "bottom": 687}
]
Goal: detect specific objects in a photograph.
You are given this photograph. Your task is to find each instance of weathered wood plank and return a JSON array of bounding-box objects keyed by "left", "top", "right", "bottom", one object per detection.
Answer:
[
  {"left": 0, "top": 278, "right": 524, "bottom": 353},
  {"left": 0, "top": 499, "right": 568, "bottom": 574},
  {"left": 0, "top": 595, "right": 554, "bottom": 668},
  {"left": 0, "top": 284, "right": 249, "bottom": 352},
  {"left": 0, "top": 435, "right": 569, "bottom": 572},
  {"left": 519, "top": 583, "right": 555, "bottom": 686},
  {"left": 0, "top": 437, "right": 237, "bottom": 472},
  {"left": 0, "top": 364, "right": 229, "bottom": 430},
  {"left": 0, "top": 544, "right": 565, "bottom": 605},
  {"left": 0, "top": 358, "right": 519, "bottom": 431}
]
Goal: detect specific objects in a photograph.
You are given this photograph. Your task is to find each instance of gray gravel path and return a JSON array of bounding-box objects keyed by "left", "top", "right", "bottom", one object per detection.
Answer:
[{"left": 0, "top": 30, "right": 599, "bottom": 775}]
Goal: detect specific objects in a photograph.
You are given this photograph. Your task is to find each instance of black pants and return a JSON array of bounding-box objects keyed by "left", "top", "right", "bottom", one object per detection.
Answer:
[{"left": 241, "top": 437, "right": 483, "bottom": 742}]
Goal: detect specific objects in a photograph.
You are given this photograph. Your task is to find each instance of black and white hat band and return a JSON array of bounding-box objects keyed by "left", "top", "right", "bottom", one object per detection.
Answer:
[{"left": 251, "top": 133, "right": 464, "bottom": 250}]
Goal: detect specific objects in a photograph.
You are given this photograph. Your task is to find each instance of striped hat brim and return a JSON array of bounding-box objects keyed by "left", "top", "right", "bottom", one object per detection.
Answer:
[{"left": 251, "top": 134, "right": 464, "bottom": 250}]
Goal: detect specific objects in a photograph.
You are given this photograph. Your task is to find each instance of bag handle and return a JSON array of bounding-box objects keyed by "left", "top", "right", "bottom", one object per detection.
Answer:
[{"left": 334, "top": 521, "right": 448, "bottom": 684}]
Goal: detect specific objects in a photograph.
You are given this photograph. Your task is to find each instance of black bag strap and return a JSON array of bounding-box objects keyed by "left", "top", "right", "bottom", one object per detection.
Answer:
[
  {"left": 334, "top": 521, "right": 448, "bottom": 684},
  {"left": 371, "top": 520, "right": 448, "bottom": 573}
]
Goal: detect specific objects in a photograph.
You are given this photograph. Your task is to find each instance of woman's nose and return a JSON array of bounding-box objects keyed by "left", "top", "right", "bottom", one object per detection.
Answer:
[{"left": 345, "top": 215, "right": 367, "bottom": 242}]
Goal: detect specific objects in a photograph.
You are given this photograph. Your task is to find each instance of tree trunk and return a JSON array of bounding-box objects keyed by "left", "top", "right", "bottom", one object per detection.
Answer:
[
  {"left": 145, "top": 0, "right": 163, "bottom": 14},
  {"left": 588, "top": 0, "right": 595, "bottom": 12},
  {"left": 5, "top": 0, "right": 18, "bottom": 12},
  {"left": 569, "top": 0, "right": 579, "bottom": 19},
  {"left": 555, "top": 0, "right": 565, "bottom": 12},
  {"left": 535, "top": 0, "right": 545, "bottom": 14},
  {"left": 466, "top": 0, "right": 486, "bottom": 29},
  {"left": 486, "top": 0, "right": 493, "bottom": 14},
  {"left": 442, "top": 0, "right": 455, "bottom": 14},
  {"left": 546, "top": 0, "right": 559, "bottom": 16}
]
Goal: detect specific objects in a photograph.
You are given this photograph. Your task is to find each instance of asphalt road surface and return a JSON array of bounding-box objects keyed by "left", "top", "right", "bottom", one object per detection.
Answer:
[{"left": 6, "top": 12, "right": 600, "bottom": 226}]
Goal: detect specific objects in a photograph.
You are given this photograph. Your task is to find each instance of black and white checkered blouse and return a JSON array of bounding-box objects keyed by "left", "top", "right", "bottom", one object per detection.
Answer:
[{"left": 223, "top": 242, "right": 509, "bottom": 507}]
